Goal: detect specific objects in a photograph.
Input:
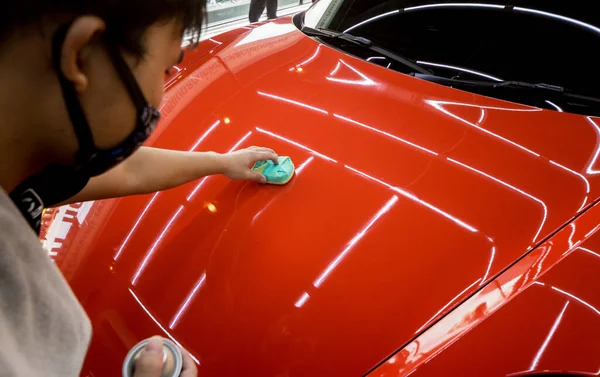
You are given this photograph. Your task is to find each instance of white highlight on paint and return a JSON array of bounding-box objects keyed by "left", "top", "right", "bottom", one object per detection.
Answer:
[
  {"left": 294, "top": 292, "right": 311, "bottom": 308},
  {"left": 549, "top": 160, "right": 589, "bottom": 211},
  {"left": 427, "top": 100, "right": 541, "bottom": 157},
  {"left": 447, "top": 158, "right": 547, "bottom": 243},
  {"left": 297, "top": 45, "right": 321, "bottom": 67},
  {"left": 478, "top": 109, "right": 486, "bottom": 125},
  {"left": 330, "top": 61, "right": 341, "bottom": 75},
  {"left": 535, "top": 281, "right": 600, "bottom": 316},
  {"left": 295, "top": 156, "right": 315, "bottom": 175},
  {"left": 579, "top": 247, "right": 600, "bottom": 260},
  {"left": 344, "top": 10, "right": 400, "bottom": 33},
  {"left": 334, "top": 114, "right": 438, "bottom": 156},
  {"left": 189, "top": 120, "right": 221, "bottom": 152},
  {"left": 344, "top": 165, "right": 478, "bottom": 233},
  {"left": 228, "top": 131, "right": 253, "bottom": 153},
  {"left": 313, "top": 196, "right": 399, "bottom": 288},
  {"left": 257, "top": 91, "right": 328, "bottom": 114},
  {"left": 530, "top": 301, "right": 569, "bottom": 370},
  {"left": 256, "top": 127, "right": 337, "bottom": 162},
  {"left": 568, "top": 223, "right": 576, "bottom": 248},
  {"left": 129, "top": 288, "right": 200, "bottom": 364},
  {"left": 544, "top": 100, "right": 563, "bottom": 112},
  {"left": 416, "top": 61, "right": 503, "bottom": 82},
  {"left": 132, "top": 205, "right": 185, "bottom": 285},
  {"left": 170, "top": 273, "right": 207, "bottom": 329},
  {"left": 187, "top": 177, "right": 209, "bottom": 202},
  {"left": 585, "top": 117, "right": 600, "bottom": 175},
  {"left": 115, "top": 192, "right": 160, "bottom": 260},
  {"left": 480, "top": 245, "right": 496, "bottom": 285},
  {"left": 416, "top": 278, "right": 482, "bottom": 333},
  {"left": 327, "top": 59, "right": 376, "bottom": 86}
]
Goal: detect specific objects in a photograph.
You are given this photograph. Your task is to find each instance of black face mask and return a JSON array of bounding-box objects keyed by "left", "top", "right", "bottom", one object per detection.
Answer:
[{"left": 10, "top": 23, "right": 161, "bottom": 232}]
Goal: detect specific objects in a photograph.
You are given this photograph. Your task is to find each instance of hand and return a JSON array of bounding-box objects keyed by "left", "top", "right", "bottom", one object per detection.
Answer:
[
  {"left": 133, "top": 336, "right": 198, "bottom": 377},
  {"left": 220, "top": 146, "right": 278, "bottom": 184}
]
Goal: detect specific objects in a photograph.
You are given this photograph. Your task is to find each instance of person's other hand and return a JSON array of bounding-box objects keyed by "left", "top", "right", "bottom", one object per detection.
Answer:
[
  {"left": 133, "top": 336, "right": 198, "bottom": 377},
  {"left": 221, "top": 146, "right": 279, "bottom": 184}
]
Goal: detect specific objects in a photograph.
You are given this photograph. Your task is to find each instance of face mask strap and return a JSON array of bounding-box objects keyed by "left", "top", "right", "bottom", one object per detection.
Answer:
[
  {"left": 51, "top": 23, "right": 96, "bottom": 162},
  {"left": 103, "top": 37, "right": 149, "bottom": 115}
]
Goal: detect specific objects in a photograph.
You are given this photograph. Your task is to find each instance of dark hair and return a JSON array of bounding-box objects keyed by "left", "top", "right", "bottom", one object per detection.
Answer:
[{"left": 2, "top": 0, "right": 206, "bottom": 57}]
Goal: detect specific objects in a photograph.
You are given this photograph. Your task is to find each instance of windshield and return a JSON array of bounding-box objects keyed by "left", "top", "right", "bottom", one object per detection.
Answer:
[{"left": 302, "top": 0, "right": 600, "bottom": 116}]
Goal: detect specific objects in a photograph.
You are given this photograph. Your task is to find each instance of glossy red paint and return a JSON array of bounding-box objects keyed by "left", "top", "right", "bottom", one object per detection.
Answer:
[
  {"left": 369, "top": 200, "right": 600, "bottom": 377},
  {"left": 41, "top": 17, "right": 600, "bottom": 377}
]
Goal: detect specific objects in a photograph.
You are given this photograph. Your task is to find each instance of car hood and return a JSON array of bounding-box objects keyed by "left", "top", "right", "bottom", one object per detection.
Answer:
[{"left": 42, "top": 18, "right": 600, "bottom": 377}]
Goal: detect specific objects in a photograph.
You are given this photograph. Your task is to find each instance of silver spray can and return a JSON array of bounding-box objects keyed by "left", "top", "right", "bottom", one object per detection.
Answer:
[{"left": 122, "top": 338, "right": 184, "bottom": 377}]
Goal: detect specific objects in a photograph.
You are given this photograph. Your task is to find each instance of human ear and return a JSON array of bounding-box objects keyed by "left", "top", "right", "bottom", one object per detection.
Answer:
[{"left": 59, "top": 16, "right": 106, "bottom": 93}]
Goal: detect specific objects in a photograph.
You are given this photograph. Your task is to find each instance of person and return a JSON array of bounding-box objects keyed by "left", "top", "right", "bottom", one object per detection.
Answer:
[
  {"left": 0, "top": 0, "right": 280, "bottom": 376},
  {"left": 249, "top": 0, "right": 278, "bottom": 23}
]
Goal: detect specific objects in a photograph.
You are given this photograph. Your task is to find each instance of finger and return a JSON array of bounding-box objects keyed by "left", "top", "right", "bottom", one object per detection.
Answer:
[
  {"left": 252, "top": 151, "right": 279, "bottom": 164},
  {"left": 247, "top": 170, "right": 267, "bottom": 184},
  {"left": 251, "top": 146, "right": 277, "bottom": 155},
  {"left": 180, "top": 350, "right": 198, "bottom": 377},
  {"left": 133, "top": 337, "right": 164, "bottom": 377}
]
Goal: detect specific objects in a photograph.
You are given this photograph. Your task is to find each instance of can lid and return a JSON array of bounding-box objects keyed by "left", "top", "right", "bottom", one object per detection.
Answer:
[{"left": 122, "top": 338, "right": 184, "bottom": 377}]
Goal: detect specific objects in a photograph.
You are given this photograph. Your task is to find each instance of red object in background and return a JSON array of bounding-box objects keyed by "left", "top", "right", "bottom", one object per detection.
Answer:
[{"left": 41, "top": 17, "right": 600, "bottom": 377}]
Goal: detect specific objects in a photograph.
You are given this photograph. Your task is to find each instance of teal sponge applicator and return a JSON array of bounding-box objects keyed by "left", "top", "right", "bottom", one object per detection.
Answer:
[{"left": 252, "top": 156, "right": 295, "bottom": 185}]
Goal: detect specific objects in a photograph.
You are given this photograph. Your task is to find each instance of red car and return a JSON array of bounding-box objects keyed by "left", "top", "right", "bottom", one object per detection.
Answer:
[{"left": 41, "top": 1, "right": 600, "bottom": 376}]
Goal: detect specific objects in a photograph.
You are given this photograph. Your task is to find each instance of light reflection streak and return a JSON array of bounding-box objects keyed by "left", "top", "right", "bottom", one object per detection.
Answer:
[
  {"left": 579, "top": 247, "right": 600, "bottom": 260},
  {"left": 416, "top": 61, "right": 503, "bottom": 82},
  {"left": 585, "top": 117, "right": 600, "bottom": 175},
  {"left": 568, "top": 223, "right": 576, "bottom": 248},
  {"left": 297, "top": 45, "right": 321, "bottom": 67},
  {"left": 404, "top": 3, "right": 504, "bottom": 12},
  {"left": 535, "top": 281, "right": 600, "bottom": 316},
  {"left": 228, "top": 131, "right": 253, "bottom": 153},
  {"left": 132, "top": 205, "right": 185, "bottom": 285},
  {"left": 447, "top": 158, "right": 547, "bottom": 243},
  {"left": 530, "top": 301, "right": 569, "bottom": 370},
  {"left": 549, "top": 160, "right": 589, "bottom": 211},
  {"left": 114, "top": 192, "right": 160, "bottom": 260},
  {"left": 344, "top": 10, "right": 400, "bottom": 33},
  {"left": 295, "top": 292, "right": 311, "bottom": 308},
  {"left": 257, "top": 91, "right": 328, "bottom": 114},
  {"left": 170, "top": 272, "right": 207, "bottom": 329},
  {"left": 585, "top": 224, "right": 600, "bottom": 239},
  {"left": 330, "top": 61, "right": 341, "bottom": 75},
  {"left": 187, "top": 177, "right": 209, "bottom": 202},
  {"left": 189, "top": 120, "right": 221, "bottom": 152},
  {"left": 129, "top": 288, "right": 200, "bottom": 365},
  {"left": 208, "top": 38, "right": 223, "bottom": 45},
  {"left": 427, "top": 100, "right": 541, "bottom": 157},
  {"left": 416, "top": 278, "right": 482, "bottom": 333},
  {"left": 480, "top": 245, "right": 496, "bottom": 285},
  {"left": 544, "top": 100, "right": 563, "bottom": 112},
  {"left": 534, "top": 243, "right": 552, "bottom": 279},
  {"left": 313, "top": 196, "right": 399, "bottom": 288},
  {"left": 295, "top": 156, "right": 315, "bottom": 175},
  {"left": 333, "top": 113, "right": 438, "bottom": 156},
  {"left": 477, "top": 109, "right": 485, "bottom": 125},
  {"left": 327, "top": 59, "right": 376, "bottom": 86},
  {"left": 344, "top": 165, "right": 478, "bottom": 233},
  {"left": 514, "top": 7, "right": 600, "bottom": 35},
  {"left": 256, "top": 127, "right": 337, "bottom": 162}
]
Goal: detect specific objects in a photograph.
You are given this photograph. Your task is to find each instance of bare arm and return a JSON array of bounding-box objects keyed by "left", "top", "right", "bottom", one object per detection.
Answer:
[{"left": 59, "top": 146, "right": 278, "bottom": 205}]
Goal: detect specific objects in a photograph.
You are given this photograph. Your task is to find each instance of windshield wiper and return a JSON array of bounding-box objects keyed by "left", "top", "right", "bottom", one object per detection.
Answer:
[
  {"left": 301, "top": 26, "right": 432, "bottom": 75},
  {"left": 413, "top": 73, "right": 600, "bottom": 104}
]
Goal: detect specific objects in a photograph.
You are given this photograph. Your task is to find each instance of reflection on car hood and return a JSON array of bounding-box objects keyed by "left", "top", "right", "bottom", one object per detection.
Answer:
[{"left": 43, "top": 19, "right": 600, "bottom": 377}]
